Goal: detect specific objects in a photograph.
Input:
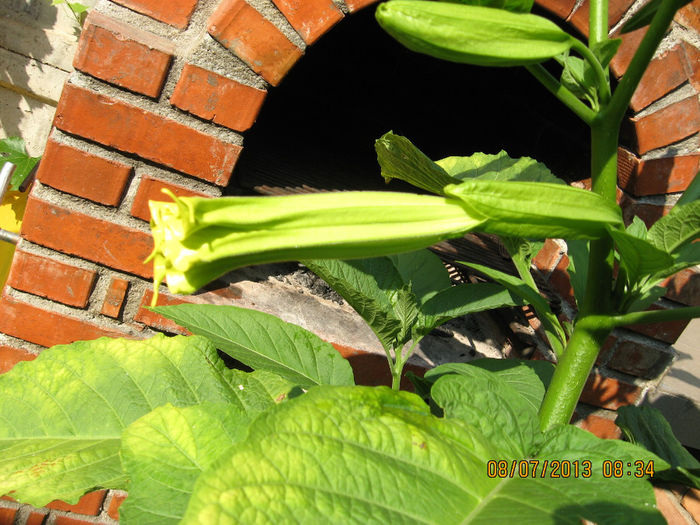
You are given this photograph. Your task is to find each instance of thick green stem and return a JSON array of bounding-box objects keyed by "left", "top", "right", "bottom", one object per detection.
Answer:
[
  {"left": 589, "top": 0, "right": 608, "bottom": 48},
  {"left": 539, "top": 318, "right": 612, "bottom": 431}
]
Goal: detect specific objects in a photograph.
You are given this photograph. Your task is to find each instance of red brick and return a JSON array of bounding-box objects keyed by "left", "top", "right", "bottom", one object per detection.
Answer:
[
  {"left": 47, "top": 490, "right": 107, "bottom": 515},
  {"left": 547, "top": 253, "right": 576, "bottom": 310},
  {"left": 272, "top": 0, "right": 343, "bottom": 44},
  {"left": 0, "top": 507, "right": 17, "bottom": 524},
  {"left": 578, "top": 412, "right": 623, "bottom": 439},
  {"left": 0, "top": 293, "right": 129, "bottom": 348},
  {"left": 655, "top": 488, "right": 693, "bottom": 525},
  {"left": 675, "top": 2, "right": 700, "bottom": 32},
  {"left": 681, "top": 488, "right": 700, "bottom": 523},
  {"left": 74, "top": 12, "right": 173, "bottom": 98},
  {"left": 54, "top": 516, "right": 99, "bottom": 525},
  {"left": 107, "top": 491, "right": 127, "bottom": 521},
  {"left": 110, "top": 0, "right": 198, "bottom": 29},
  {"left": 579, "top": 373, "right": 641, "bottom": 410},
  {"left": 170, "top": 63, "right": 267, "bottom": 132},
  {"left": 610, "top": 27, "right": 647, "bottom": 78},
  {"left": 682, "top": 42, "right": 700, "bottom": 91},
  {"left": 607, "top": 338, "right": 672, "bottom": 378},
  {"left": 36, "top": 139, "right": 133, "bottom": 207},
  {"left": 207, "top": 0, "right": 303, "bottom": 86},
  {"left": 569, "top": 0, "right": 633, "bottom": 35},
  {"left": 26, "top": 512, "right": 47, "bottom": 525},
  {"left": 0, "top": 345, "right": 37, "bottom": 374},
  {"left": 595, "top": 334, "right": 618, "bottom": 365},
  {"left": 630, "top": 45, "right": 689, "bottom": 112},
  {"left": 54, "top": 84, "right": 241, "bottom": 186},
  {"left": 345, "top": 0, "right": 378, "bottom": 12},
  {"left": 21, "top": 196, "right": 154, "bottom": 279},
  {"left": 130, "top": 174, "right": 209, "bottom": 222},
  {"left": 535, "top": 0, "right": 576, "bottom": 20},
  {"left": 134, "top": 289, "right": 192, "bottom": 334},
  {"left": 619, "top": 193, "right": 673, "bottom": 227},
  {"left": 101, "top": 277, "right": 130, "bottom": 318},
  {"left": 7, "top": 250, "right": 96, "bottom": 308},
  {"left": 624, "top": 304, "right": 690, "bottom": 344},
  {"left": 532, "top": 238, "right": 563, "bottom": 273},
  {"left": 663, "top": 268, "right": 700, "bottom": 307},
  {"left": 619, "top": 148, "right": 700, "bottom": 197},
  {"left": 631, "top": 96, "right": 700, "bottom": 155}
]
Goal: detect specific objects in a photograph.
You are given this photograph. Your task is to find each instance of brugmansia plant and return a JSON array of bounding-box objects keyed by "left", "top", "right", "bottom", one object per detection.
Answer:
[{"left": 1, "top": 0, "right": 700, "bottom": 523}]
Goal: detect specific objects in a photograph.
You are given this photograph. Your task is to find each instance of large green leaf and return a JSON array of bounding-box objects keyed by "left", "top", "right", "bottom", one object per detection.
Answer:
[
  {"left": 608, "top": 229, "right": 674, "bottom": 286},
  {"left": 375, "top": 132, "right": 456, "bottom": 195},
  {"left": 375, "top": 1, "right": 575, "bottom": 67},
  {"left": 437, "top": 150, "right": 563, "bottom": 184},
  {"left": 0, "top": 137, "right": 40, "bottom": 190},
  {"left": 566, "top": 239, "right": 589, "bottom": 309},
  {"left": 182, "top": 385, "right": 663, "bottom": 524},
  {"left": 445, "top": 179, "right": 624, "bottom": 240},
  {"left": 120, "top": 403, "right": 260, "bottom": 524},
  {"left": 616, "top": 405, "right": 700, "bottom": 489},
  {"left": 676, "top": 172, "right": 699, "bottom": 207},
  {"left": 430, "top": 370, "right": 539, "bottom": 456},
  {"left": 0, "top": 335, "right": 259, "bottom": 506},
  {"left": 151, "top": 304, "right": 354, "bottom": 388},
  {"left": 647, "top": 200, "right": 700, "bottom": 254}
]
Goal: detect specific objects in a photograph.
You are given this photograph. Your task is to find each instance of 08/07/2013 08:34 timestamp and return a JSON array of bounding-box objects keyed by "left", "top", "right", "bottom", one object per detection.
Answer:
[{"left": 486, "top": 459, "right": 655, "bottom": 479}]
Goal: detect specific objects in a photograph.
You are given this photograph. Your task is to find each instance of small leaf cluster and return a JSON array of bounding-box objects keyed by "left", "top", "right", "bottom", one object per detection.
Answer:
[{"left": 0, "top": 137, "right": 40, "bottom": 191}]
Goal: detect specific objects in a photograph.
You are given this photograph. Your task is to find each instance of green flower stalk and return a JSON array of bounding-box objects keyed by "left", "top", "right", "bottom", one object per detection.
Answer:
[{"left": 147, "top": 190, "right": 483, "bottom": 300}]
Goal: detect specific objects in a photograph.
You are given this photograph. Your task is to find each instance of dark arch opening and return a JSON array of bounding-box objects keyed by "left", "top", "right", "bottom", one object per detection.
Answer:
[{"left": 227, "top": 5, "right": 592, "bottom": 196}]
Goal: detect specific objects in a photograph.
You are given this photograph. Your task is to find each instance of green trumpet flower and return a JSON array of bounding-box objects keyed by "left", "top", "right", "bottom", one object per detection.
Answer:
[{"left": 147, "top": 190, "right": 483, "bottom": 300}]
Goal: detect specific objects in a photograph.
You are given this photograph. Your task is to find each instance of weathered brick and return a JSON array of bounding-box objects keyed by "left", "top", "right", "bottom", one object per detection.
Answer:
[
  {"left": 610, "top": 27, "right": 647, "bottom": 78},
  {"left": 54, "top": 516, "right": 101, "bottom": 525},
  {"left": 74, "top": 12, "right": 174, "bottom": 98},
  {"left": 624, "top": 304, "right": 690, "bottom": 344},
  {"left": 110, "top": 0, "right": 198, "bottom": 29},
  {"left": 47, "top": 490, "right": 107, "bottom": 516},
  {"left": 0, "top": 507, "right": 17, "bottom": 524},
  {"left": 54, "top": 84, "right": 241, "bottom": 186},
  {"left": 170, "top": 63, "right": 267, "bottom": 132},
  {"left": 681, "top": 488, "right": 700, "bottom": 523},
  {"left": 631, "top": 96, "right": 700, "bottom": 155},
  {"left": 675, "top": 2, "right": 700, "bottom": 32},
  {"left": 37, "top": 139, "right": 133, "bottom": 207},
  {"left": 663, "top": 268, "right": 700, "bottom": 307},
  {"left": 630, "top": 45, "right": 689, "bottom": 112},
  {"left": 682, "top": 42, "right": 700, "bottom": 91},
  {"left": 547, "top": 253, "right": 576, "bottom": 310},
  {"left": 26, "top": 512, "right": 48, "bottom": 525},
  {"left": 345, "top": 0, "right": 378, "bottom": 12},
  {"left": 208, "top": 0, "right": 303, "bottom": 86},
  {"left": 135, "top": 289, "right": 192, "bottom": 334},
  {"left": 654, "top": 488, "right": 692, "bottom": 525},
  {"left": 579, "top": 373, "right": 641, "bottom": 410},
  {"left": 607, "top": 338, "right": 672, "bottom": 378},
  {"left": 130, "top": 174, "right": 209, "bottom": 222},
  {"left": 101, "top": 277, "right": 130, "bottom": 318},
  {"left": 21, "top": 196, "right": 154, "bottom": 279},
  {"left": 569, "top": 0, "right": 633, "bottom": 35},
  {"left": 0, "top": 294, "right": 129, "bottom": 348},
  {"left": 7, "top": 250, "right": 97, "bottom": 308},
  {"left": 619, "top": 193, "right": 673, "bottom": 227},
  {"left": 0, "top": 345, "right": 37, "bottom": 374},
  {"left": 534, "top": 0, "right": 576, "bottom": 19},
  {"left": 577, "top": 412, "right": 622, "bottom": 439},
  {"left": 107, "top": 491, "right": 128, "bottom": 521},
  {"left": 272, "top": 0, "right": 343, "bottom": 44},
  {"left": 618, "top": 148, "right": 699, "bottom": 197}
]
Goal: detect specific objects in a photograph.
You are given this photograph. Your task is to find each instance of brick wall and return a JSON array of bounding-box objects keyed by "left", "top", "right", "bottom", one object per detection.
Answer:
[{"left": 0, "top": 0, "right": 699, "bottom": 523}]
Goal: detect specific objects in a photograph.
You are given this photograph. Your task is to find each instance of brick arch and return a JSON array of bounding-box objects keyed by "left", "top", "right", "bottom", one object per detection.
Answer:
[{"left": 0, "top": 0, "right": 698, "bottom": 521}]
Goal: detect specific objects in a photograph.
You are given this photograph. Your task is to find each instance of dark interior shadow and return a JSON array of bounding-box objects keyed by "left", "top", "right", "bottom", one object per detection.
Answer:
[{"left": 226, "top": 5, "right": 592, "bottom": 196}]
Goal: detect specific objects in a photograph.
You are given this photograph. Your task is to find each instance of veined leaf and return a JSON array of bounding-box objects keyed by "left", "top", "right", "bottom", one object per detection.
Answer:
[
  {"left": 445, "top": 179, "right": 623, "bottom": 239},
  {"left": 387, "top": 249, "right": 452, "bottom": 303},
  {"left": 151, "top": 304, "right": 354, "bottom": 388},
  {"left": 437, "top": 150, "right": 563, "bottom": 184},
  {"left": 430, "top": 369, "right": 539, "bottom": 456},
  {"left": 120, "top": 403, "right": 259, "bottom": 524},
  {"left": 647, "top": 200, "right": 700, "bottom": 254},
  {"left": 376, "top": 1, "right": 575, "bottom": 67},
  {"left": 616, "top": 405, "right": 700, "bottom": 489},
  {"left": 182, "top": 385, "right": 664, "bottom": 524},
  {"left": 0, "top": 137, "right": 40, "bottom": 190},
  {"left": 608, "top": 229, "right": 674, "bottom": 286},
  {"left": 375, "top": 132, "right": 456, "bottom": 194},
  {"left": 0, "top": 335, "right": 261, "bottom": 506},
  {"left": 438, "top": 0, "right": 534, "bottom": 14}
]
